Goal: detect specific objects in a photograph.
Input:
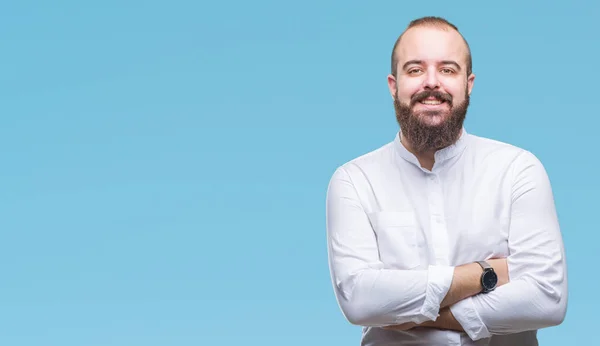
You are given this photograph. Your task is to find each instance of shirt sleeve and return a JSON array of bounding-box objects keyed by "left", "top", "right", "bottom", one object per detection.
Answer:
[
  {"left": 450, "top": 150, "right": 568, "bottom": 340},
  {"left": 326, "top": 166, "right": 455, "bottom": 326}
]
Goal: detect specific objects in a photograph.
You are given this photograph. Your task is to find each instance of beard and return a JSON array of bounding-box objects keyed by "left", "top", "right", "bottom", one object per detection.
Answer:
[{"left": 394, "top": 89, "right": 469, "bottom": 154}]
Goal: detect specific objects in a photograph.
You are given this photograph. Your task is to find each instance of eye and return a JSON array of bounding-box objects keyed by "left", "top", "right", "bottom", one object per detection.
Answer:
[
  {"left": 407, "top": 68, "right": 423, "bottom": 75},
  {"left": 440, "top": 68, "right": 455, "bottom": 74}
]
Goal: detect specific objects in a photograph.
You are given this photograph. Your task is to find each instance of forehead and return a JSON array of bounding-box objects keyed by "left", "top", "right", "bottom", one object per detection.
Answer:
[{"left": 396, "top": 26, "right": 468, "bottom": 68}]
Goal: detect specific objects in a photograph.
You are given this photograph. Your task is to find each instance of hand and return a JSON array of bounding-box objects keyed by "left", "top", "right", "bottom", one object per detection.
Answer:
[
  {"left": 382, "top": 308, "right": 464, "bottom": 333},
  {"left": 487, "top": 258, "right": 510, "bottom": 286},
  {"left": 382, "top": 322, "right": 418, "bottom": 331}
]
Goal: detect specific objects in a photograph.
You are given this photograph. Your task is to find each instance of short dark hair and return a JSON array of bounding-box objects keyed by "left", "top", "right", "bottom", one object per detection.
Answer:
[{"left": 391, "top": 16, "right": 472, "bottom": 77}]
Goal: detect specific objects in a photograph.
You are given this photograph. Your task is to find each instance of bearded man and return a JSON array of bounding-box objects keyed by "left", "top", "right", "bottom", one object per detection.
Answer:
[{"left": 325, "top": 16, "right": 567, "bottom": 346}]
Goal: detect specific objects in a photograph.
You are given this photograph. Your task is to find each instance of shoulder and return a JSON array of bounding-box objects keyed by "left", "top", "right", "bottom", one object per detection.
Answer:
[
  {"left": 329, "top": 139, "right": 396, "bottom": 180},
  {"left": 466, "top": 133, "right": 538, "bottom": 163},
  {"left": 465, "top": 133, "right": 548, "bottom": 178}
]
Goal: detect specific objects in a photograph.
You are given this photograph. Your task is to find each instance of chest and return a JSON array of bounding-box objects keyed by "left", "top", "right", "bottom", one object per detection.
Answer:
[{"left": 360, "top": 165, "right": 513, "bottom": 269}]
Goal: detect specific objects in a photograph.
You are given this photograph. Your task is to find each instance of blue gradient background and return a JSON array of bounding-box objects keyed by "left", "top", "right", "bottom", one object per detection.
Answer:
[{"left": 0, "top": 1, "right": 595, "bottom": 345}]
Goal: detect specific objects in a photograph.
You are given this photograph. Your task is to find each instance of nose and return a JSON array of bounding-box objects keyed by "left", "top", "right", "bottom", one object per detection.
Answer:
[{"left": 423, "top": 70, "right": 440, "bottom": 89}]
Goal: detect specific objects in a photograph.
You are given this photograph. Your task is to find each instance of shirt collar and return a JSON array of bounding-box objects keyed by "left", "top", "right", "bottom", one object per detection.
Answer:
[{"left": 393, "top": 127, "right": 469, "bottom": 170}]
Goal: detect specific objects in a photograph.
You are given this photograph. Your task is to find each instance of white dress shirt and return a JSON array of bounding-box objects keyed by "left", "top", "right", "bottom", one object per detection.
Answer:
[{"left": 325, "top": 128, "right": 568, "bottom": 346}]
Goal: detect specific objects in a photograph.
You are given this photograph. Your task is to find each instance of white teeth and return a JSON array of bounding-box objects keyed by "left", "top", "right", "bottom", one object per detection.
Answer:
[{"left": 421, "top": 100, "right": 442, "bottom": 105}]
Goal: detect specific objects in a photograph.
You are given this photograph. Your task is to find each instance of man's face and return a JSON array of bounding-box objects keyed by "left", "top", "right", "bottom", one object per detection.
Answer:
[{"left": 388, "top": 26, "right": 475, "bottom": 153}]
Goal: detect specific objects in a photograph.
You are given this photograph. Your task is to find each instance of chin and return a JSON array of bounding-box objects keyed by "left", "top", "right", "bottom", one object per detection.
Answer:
[{"left": 415, "top": 111, "right": 450, "bottom": 126}]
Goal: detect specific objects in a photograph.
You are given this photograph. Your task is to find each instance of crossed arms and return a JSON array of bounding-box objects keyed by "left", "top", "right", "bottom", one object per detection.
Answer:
[
  {"left": 325, "top": 151, "right": 567, "bottom": 341},
  {"left": 381, "top": 259, "right": 508, "bottom": 333}
]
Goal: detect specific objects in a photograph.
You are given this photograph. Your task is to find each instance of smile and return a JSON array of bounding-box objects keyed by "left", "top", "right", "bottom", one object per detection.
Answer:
[
  {"left": 420, "top": 100, "right": 444, "bottom": 105},
  {"left": 417, "top": 99, "right": 448, "bottom": 108}
]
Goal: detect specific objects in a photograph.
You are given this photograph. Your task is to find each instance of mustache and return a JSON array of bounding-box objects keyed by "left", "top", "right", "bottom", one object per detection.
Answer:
[{"left": 411, "top": 90, "right": 453, "bottom": 105}]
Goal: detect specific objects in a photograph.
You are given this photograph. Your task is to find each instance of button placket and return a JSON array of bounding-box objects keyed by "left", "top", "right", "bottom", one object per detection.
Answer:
[{"left": 427, "top": 173, "right": 449, "bottom": 265}]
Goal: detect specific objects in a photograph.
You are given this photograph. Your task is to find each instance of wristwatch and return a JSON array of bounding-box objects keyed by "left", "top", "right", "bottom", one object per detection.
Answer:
[{"left": 477, "top": 261, "right": 498, "bottom": 293}]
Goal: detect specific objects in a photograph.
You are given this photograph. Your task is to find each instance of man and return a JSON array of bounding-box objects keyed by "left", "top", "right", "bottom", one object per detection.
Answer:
[{"left": 325, "top": 16, "right": 567, "bottom": 346}]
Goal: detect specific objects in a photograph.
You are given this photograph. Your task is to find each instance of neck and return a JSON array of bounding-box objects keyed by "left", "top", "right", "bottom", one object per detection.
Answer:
[
  {"left": 400, "top": 128, "right": 463, "bottom": 171},
  {"left": 401, "top": 136, "right": 436, "bottom": 171}
]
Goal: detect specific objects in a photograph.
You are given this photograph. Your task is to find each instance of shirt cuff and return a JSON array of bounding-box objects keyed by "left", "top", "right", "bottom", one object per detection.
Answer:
[
  {"left": 413, "top": 265, "right": 454, "bottom": 323},
  {"left": 450, "top": 297, "right": 491, "bottom": 341}
]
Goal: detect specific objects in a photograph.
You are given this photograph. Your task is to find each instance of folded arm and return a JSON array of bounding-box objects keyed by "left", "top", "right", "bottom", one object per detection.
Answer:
[
  {"left": 326, "top": 166, "right": 500, "bottom": 327},
  {"left": 448, "top": 151, "right": 568, "bottom": 340}
]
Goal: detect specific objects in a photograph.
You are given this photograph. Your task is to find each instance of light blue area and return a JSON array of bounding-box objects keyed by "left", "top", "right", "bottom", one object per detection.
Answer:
[{"left": 0, "top": 1, "right": 595, "bottom": 345}]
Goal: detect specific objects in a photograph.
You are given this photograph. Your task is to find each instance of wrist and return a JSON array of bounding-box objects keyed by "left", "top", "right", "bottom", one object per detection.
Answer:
[
  {"left": 455, "top": 262, "right": 484, "bottom": 296},
  {"left": 439, "top": 308, "right": 462, "bottom": 331},
  {"left": 441, "top": 262, "right": 484, "bottom": 308},
  {"left": 419, "top": 311, "right": 444, "bottom": 329},
  {"left": 422, "top": 308, "right": 463, "bottom": 332},
  {"left": 476, "top": 260, "right": 498, "bottom": 293}
]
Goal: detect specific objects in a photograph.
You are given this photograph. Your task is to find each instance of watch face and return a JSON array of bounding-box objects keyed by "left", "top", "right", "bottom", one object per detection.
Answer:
[{"left": 482, "top": 271, "right": 498, "bottom": 289}]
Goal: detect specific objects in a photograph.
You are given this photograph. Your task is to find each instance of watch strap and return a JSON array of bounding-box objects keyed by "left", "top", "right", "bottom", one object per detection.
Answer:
[{"left": 476, "top": 261, "right": 492, "bottom": 271}]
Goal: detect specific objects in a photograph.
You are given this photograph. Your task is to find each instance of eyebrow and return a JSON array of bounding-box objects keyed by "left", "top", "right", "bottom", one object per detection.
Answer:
[{"left": 402, "top": 60, "right": 462, "bottom": 71}]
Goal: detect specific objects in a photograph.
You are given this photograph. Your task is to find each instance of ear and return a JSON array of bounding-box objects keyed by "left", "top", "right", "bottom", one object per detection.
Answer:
[
  {"left": 387, "top": 74, "right": 397, "bottom": 99},
  {"left": 467, "top": 73, "right": 475, "bottom": 95}
]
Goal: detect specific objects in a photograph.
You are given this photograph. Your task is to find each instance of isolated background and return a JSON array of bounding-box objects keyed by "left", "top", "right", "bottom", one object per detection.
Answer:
[{"left": 0, "top": 1, "right": 596, "bottom": 345}]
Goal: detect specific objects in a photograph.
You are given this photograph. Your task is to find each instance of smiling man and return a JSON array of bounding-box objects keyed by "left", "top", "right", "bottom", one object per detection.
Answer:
[{"left": 326, "top": 17, "right": 567, "bottom": 346}]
